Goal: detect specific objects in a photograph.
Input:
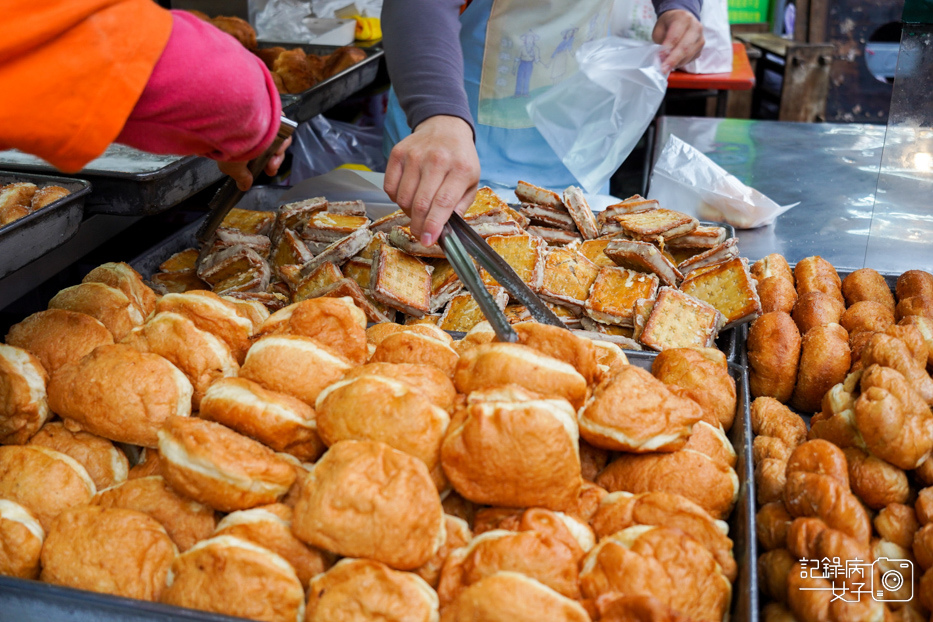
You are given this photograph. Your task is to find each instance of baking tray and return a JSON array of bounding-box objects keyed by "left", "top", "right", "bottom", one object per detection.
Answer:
[
  {"left": 0, "top": 172, "right": 91, "bottom": 279},
  {"left": 260, "top": 41, "right": 384, "bottom": 124},
  {"left": 0, "top": 146, "right": 224, "bottom": 216}
]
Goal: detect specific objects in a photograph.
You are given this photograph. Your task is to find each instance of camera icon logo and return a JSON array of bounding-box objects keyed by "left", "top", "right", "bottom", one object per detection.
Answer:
[{"left": 872, "top": 557, "right": 913, "bottom": 603}]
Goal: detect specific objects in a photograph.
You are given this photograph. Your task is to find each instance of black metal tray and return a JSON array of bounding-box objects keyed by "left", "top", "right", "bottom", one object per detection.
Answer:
[
  {"left": 260, "top": 41, "right": 384, "bottom": 124},
  {"left": 0, "top": 146, "right": 223, "bottom": 216},
  {"left": 0, "top": 172, "right": 91, "bottom": 279}
]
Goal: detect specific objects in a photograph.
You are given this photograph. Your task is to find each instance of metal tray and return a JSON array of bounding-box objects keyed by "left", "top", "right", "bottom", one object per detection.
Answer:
[
  {"left": 0, "top": 172, "right": 91, "bottom": 279},
  {"left": 0, "top": 146, "right": 224, "bottom": 216},
  {"left": 260, "top": 42, "right": 384, "bottom": 124}
]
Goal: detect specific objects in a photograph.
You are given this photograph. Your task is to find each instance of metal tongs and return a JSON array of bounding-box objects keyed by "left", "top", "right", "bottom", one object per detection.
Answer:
[
  {"left": 438, "top": 212, "right": 564, "bottom": 342},
  {"left": 197, "top": 116, "right": 299, "bottom": 243}
]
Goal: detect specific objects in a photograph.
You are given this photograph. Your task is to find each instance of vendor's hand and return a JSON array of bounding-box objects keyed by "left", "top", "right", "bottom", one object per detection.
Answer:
[
  {"left": 384, "top": 115, "right": 480, "bottom": 247},
  {"left": 218, "top": 136, "right": 293, "bottom": 192},
  {"left": 652, "top": 10, "right": 705, "bottom": 74}
]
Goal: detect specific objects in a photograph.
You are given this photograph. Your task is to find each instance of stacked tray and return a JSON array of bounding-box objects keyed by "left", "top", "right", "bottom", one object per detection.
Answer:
[{"left": 0, "top": 172, "right": 91, "bottom": 279}]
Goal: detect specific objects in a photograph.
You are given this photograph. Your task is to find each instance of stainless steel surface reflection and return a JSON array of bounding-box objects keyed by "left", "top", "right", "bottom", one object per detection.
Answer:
[{"left": 655, "top": 117, "right": 886, "bottom": 271}]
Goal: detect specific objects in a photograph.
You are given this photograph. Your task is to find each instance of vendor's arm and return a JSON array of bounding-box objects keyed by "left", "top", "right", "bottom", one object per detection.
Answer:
[
  {"left": 117, "top": 10, "right": 285, "bottom": 190},
  {"left": 381, "top": 0, "right": 480, "bottom": 247},
  {"left": 651, "top": 0, "right": 704, "bottom": 73}
]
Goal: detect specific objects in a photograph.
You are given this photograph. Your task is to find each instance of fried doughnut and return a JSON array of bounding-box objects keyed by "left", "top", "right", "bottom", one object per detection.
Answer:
[
  {"left": 914, "top": 523, "right": 933, "bottom": 570},
  {"left": 442, "top": 572, "right": 590, "bottom": 622},
  {"left": 0, "top": 343, "right": 50, "bottom": 445},
  {"left": 848, "top": 330, "right": 877, "bottom": 370},
  {"left": 28, "top": 422, "right": 128, "bottom": 490},
  {"left": 256, "top": 297, "right": 367, "bottom": 365},
  {"left": 861, "top": 332, "right": 933, "bottom": 403},
  {"left": 365, "top": 322, "right": 406, "bottom": 347},
  {"left": 790, "top": 323, "right": 850, "bottom": 413},
  {"left": 794, "top": 256, "right": 843, "bottom": 303},
  {"left": 751, "top": 253, "right": 794, "bottom": 285},
  {"left": 897, "top": 270, "right": 933, "bottom": 301},
  {"left": 785, "top": 439, "right": 849, "bottom": 488},
  {"left": 899, "top": 316, "right": 933, "bottom": 368},
  {"left": 791, "top": 291, "right": 845, "bottom": 335},
  {"left": 842, "top": 447, "right": 909, "bottom": 510},
  {"left": 786, "top": 560, "right": 833, "bottom": 622},
  {"left": 753, "top": 436, "right": 793, "bottom": 463},
  {"left": 918, "top": 488, "right": 933, "bottom": 525},
  {"left": 5, "top": 309, "right": 114, "bottom": 376},
  {"left": 756, "top": 502, "right": 793, "bottom": 551},
  {"left": 919, "top": 455, "right": 933, "bottom": 486},
  {"left": 341, "top": 362, "right": 457, "bottom": 413},
  {"left": 747, "top": 312, "right": 801, "bottom": 403},
  {"left": 48, "top": 282, "right": 145, "bottom": 340},
  {"left": 885, "top": 324, "right": 929, "bottom": 369},
  {"left": 0, "top": 499, "right": 43, "bottom": 579},
  {"left": 154, "top": 291, "right": 254, "bottom": 363},
  {"left": 158, "top": 416, "right": 296, "bottom": 512},
  {"left": 841, "top": 300, "right": 895, "bottom": 335},
  {"left": 875, "top": 503, "right": 919, "bottom": 550},
  {"left": 783, "top": 471, "right": 871, "bottom": 543},
  {"left": 511, "top": 322, "right": 599, "bottom": 385},
  {"left": 651, "top": 348, "right": 736, "bottom": 430},
  {"left": 758, "top": 276, "right": 798, "bottom": 314},
  {"left": 758, "top": 549, "right": 796, "bottom": 604},
  {"left": 750, "top": 397, "right": 807, "bottom": 447},
  {"left": 755, "top": 458, "right": 788, "bottom": 505},
  {"left": 414, "top": 514, "right": 472, "bottom": 588},
  {"left": 842, "top": 268, "right": 895, "bottom": 310},
  {"left": 897, "top": 295, "right": 933, "bottom": 322},
  {"left": 371, "top": 331, "right": 460, "bottom": 378},
  {"left": 83, "top": 262, "right": 157, "bottom": 318},
  {"left": 596, "top": 594, "right": 693, "bottom": 622}
]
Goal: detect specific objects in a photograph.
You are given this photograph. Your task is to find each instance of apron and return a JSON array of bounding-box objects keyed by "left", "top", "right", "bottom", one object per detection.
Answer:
[{"left": 384, "top": 0, "right": 611, "bottom": 190}]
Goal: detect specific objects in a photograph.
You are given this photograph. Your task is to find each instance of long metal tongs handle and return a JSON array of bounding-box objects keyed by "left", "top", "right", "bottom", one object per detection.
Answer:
[
  {"left": 438, "top": 224, "right": 517, "bottom": 343},
  {"left": 197, "top": 116, "right": 299, "bottom": 243},
  {"left": 447, "top": 213, "right": 564, "bottom": 327}
]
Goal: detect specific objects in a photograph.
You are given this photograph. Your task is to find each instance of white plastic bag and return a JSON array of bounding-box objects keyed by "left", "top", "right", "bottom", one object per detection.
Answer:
[
  {"left": 526, "top": 37, "right": 667, "bottom": 195},
  {"left": 648, "top": 135, "right": 797, "bottom": 229},
  {"left": 254, "top": 0, "right": 314, "bottom": 41}
]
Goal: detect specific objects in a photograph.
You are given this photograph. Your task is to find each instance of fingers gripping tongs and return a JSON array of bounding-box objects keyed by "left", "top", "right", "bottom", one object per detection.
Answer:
[
  {"left": 196, "top": 116, "right": 299, "bottom": 244},
  {"left": 438, "top": 213, "right": 564, "bottom": 342}
]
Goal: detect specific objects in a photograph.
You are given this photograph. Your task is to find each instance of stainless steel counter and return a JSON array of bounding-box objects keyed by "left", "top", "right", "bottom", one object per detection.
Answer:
[{"left": 653, "top": 117, "right": 930, "bottom": 273}]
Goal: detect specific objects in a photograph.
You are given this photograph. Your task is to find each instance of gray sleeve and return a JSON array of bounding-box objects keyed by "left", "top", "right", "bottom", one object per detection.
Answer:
[
  {"left": 381, "top": 0, "right": 474, "bottom": 133},
  {"left": 653, "top": 0, "right": 702, "bottom": 20}
]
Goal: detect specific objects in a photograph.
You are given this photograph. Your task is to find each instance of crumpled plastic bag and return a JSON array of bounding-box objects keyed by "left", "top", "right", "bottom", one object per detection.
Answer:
[
  {"left": 682, "top": 0, "right": 733, "bottom": 74},
  {"left": 648, "top": 135, "right": 797, "bottom": 229},
  {"left": 527, "top": 37, "right": 667, "bottom": 195},
  {"left": 254, "top": 0, "right": 313, "bottom": 41},
  {"left": 289, "top": 116, "right": 387, "bottom": 184}
]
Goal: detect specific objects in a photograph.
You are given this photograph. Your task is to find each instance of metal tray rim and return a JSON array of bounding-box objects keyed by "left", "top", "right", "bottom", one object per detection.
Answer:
[{"left": 0, "top": 174, "right": 90, "bottom": 238}]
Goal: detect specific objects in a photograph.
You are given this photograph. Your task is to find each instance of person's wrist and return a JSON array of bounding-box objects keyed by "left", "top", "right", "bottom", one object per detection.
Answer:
[{"left": 415, "top": 115, "right": 473, "bottom": 138}]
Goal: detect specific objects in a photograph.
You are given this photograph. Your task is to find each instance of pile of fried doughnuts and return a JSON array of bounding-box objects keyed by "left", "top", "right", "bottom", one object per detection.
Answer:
[
  {"left": 749, "top": 259, "right": 933, "bottom": 621},
  {"left": 0, "top": 261, "right": 742, "bottom": 622}
]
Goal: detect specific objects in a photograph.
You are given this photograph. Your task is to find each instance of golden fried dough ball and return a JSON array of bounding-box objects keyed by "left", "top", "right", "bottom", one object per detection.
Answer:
[
  {"left": 592, "top": 491, "right": 736, "bottom": 581},
  {"left": 257, "top": 297, "right": 368, "bottom": 365},
  {"left": 791, "top": 291, "right": 845, "bottom": 335},
  {"left": 0, "top": 445, "right": 95, "bottom": 531},
  {"left": 569, "top": 481, "right": 609, "bottom": 524},
  {"left": 199, "top": 377, "right": 325, "bottom": 462},
  {"left": 758, "top": 275, "right": 798, "bottom": 315},
  {"left": 785, "top": 439, "right": 849, "bottom": 487},
  {"left": 683, "top": 421, "right": 736, "bottom": 468},
  {"left": 366, "top": 322, "right": 406, "bottom": 347},
  {"left": 579, "top": 527, "right": 731, "bottom": 622},
  {"left": 5, "top": 309, "right": 113, "bottom": 376},
  {"left": 213, "top": 507, "right": 330, "bottom": 588},
  {"left": 28, "top": 422, "right": 127, "bottom": 490},
  {"left": 441, "top": 571, "right": 590, "bottom": 622},
  {"left": 273, "top": 48, "right": 319, "bottom": 94},
  {"left": 808, "top": 372, "right": 863, "bottom": 448},
  {"left": 854, "top": 365, "right": 933, "bottom": 469},
  {"left": 596, "top": 449, "right": 738, "bottom": 520},
  {"left": 886, "top": 323, "right": 929, "bottom": 369},
  {"left": 221, "top": 296, "right": 269, "bottom": 331},
  {"left": 83, "top": 262, "right": 157, "bottom": 318},
  {"left": 848, "top": 329, "right": 877, "bottom": 370},
  {"left": 511, "top": 322, "right": 599, "bottom": 384},
  {"left": 786, "top": 560, "right": 832, "bottom": 622},
  {"left": 315, "top": 374, "right": 450, "bottom": 489},
  {"left": 154, "top": 291, "right": 255, "bottom": 363},
  {"left": 596, "top": 594, "right": 692, "bottom": 622},
  {"left": 307, "top": 558, "right": 439, "bottom": 622},
  {"left": 842, "top": 447, "right": 909, "bottom": 510},
  {"left": 340, "top": 362, "right": 457, "bottom": 412},
  {"left": 441, "top": 388, "right": 582, "bottom": 511},
  {"left": 897, "top": 295, "right": 933, "bottom": 322},
  {"left": 239, "top": 334, "right": 351, "bottom": 406},
  {"left": 748, "top": 312, "right": 801, "bottom": 403},
  {"left": 0, "top": 343, "right": 50, "bottom": 445},
  {"left": 757, "top": 502, "right": 793, "bottom": 551},
  {"left": 921, "top": 566, "right": 933, "bottom": 613},
  {"left": 41, "top": 506, "right": 175, "bottom": 600},
  {"left": 579, "top": 364, "right": 702, "bottom": 452},
  {"left": 651, "top": 347, "right": 736, "bottom": 430},
  {"left": 209, "top": 15, "right": 257, "bottom": 50},
  {"left": 783, "top": 471, "right": 871, "bottom": 543},
  {"left": 785, "top": 517, "right": 827, "bottom": 559},
  {"left": 752, "top": 253, "right": 794, "bottom": 285},
  {"left": 121, "top": 312, "right": 238, "bottom": 410},
  {"left": 161, "top": 535, "right": 303, "bottom": 622},
  {"left": 48, "top": 282, "right": 145, "bottom": 340},
  {"left": 292, "top": 440, "right": 444, "bottom": 570},
  {"left": 755, "top": 458, "right": 788, "bottom": 506},
  {"left": 898, "top": 270, "right": 933, "bottom": 301},
  {"left": 914, "top": 523, "right": 933, "bottom": 570},
  {"left": 875, "top": 503, "right": 919, "bottom": 550},
  {"left": 918, "top": 488, "right": 933, "bottom": 525},
  {"left": 48, "top": 344, "right": 192, "bottom": 447},
  {"left": 758, "top": 548, "right": 796, "bottom": 603},
  {"left": 753, "top": 436, "right": 793, "bottom": 463},
  {"left": 790, "top": 323, "right": 850, "bottom": 413},
  {"left": 842, "top": 268, "right": 895, "bottom": 310},
  {"left": 495, "top": 507, "right": 594, "bottom": 561},
  {"left": 861, "top": 333, "right": 933, "bottom": 403},
  {"left": 841, "top": 300, "right": 895, "bottom": 335},
  {"left": 0, "top": 499, "right": 43, "bottom": 579},
  {"left": 158, "top": 416, "right": 296, "bottom": 512},
  {"left": 371, "top": 331, "right": 460, "bottom": 378},
  {"left": 794, "top": 256, "right": 843, "bottom": 303},
  {"left": 751, "top": 397, "right": 807, "bottom": 447},
  {"left": 92, "top": 475, "right": 215, "bottom": 552},
  {"left": 414, "top": 514, "right": 472, "bottom": 588},
  {"left": 900, "top": 315, "right": 933, "bottom": 368}
]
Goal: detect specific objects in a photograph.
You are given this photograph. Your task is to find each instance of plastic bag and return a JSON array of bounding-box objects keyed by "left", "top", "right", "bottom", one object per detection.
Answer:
[
  {"left": 648, "top": 135, "right": 797, "bottom": 229},
  {"left": 289, "top": 116, "right": 387, "bottom": 184},
  {"left": 254, "top": 0, "right": 313, "bottom": 41},
  {"left": 526, "top": 37, "right": 667, "bottom": 195}
]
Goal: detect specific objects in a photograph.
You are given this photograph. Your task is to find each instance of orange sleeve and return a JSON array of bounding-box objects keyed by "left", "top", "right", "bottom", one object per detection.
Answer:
[{"left": 0, "top": 0, "right": 173, "bottom": 172}]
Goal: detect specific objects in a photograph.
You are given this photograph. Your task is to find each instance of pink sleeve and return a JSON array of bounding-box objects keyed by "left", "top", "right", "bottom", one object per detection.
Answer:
[{"left": 116, "top": 10, "right": 282, "bottom": 162}]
